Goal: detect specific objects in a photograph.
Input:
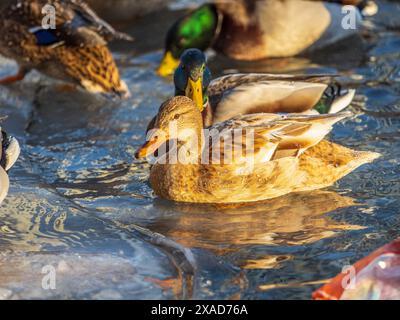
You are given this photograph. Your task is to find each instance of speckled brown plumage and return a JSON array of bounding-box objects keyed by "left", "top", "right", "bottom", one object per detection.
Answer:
[
  {"left": 138, "top": 96, "right": 380, "bottom": 204},
  {"left": 149, "top": 139, "right": 379, "bottom": 204}
]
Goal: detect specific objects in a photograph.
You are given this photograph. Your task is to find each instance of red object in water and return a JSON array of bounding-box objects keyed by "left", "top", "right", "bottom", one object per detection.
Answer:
[{"left": 313, "top": 238, "right": 400, "bottom": 300}]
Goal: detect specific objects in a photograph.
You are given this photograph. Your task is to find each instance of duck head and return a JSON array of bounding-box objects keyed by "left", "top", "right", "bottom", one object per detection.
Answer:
[
  {"left": 174, "top": 48, "right": 212, "bottom": 113},
  {"left": 135, "top": 96, "right": 202, "bottom": 159},
  {"left": 157, "top": 4, "right": 219, "bottom": 76}
]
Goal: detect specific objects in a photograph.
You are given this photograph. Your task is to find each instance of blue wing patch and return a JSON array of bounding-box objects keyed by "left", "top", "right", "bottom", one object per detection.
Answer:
[{"left": 29, "top": 27, "right": 61, "bottom": 46}]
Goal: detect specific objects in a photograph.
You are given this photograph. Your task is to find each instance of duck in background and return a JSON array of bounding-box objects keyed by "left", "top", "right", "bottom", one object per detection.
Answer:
[
  {"left": 157, "top": 0, "right": 378, "bottom": 76},
  {"left": 148, "top": 49, "right": 356, "bottom": 130},
  {"left": 0, "top": 128, "right": 20, "bottom": 205},
  {"left": 0, "top": 0, "right": 132, "bottom": 98},
  {"left": 135, "top": 96, "right": 380, "bottom": 204},
  {"left": 85, "top": 0, "right": 172, "bottom": 23}
]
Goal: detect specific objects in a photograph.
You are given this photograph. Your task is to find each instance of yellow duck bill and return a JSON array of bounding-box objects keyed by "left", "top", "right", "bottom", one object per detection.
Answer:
[
  {"left": 135, "top": 132, "right": 167, "bottom": 159},
  {"left": 185, "top": 78, "right": 204, "bottom": 112},
  {"left": 157, "top": 51, "right": 180, "bottom": 77}
]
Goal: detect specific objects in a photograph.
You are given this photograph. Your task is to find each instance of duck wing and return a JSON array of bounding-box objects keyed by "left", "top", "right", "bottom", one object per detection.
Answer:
[
  {"left": 207, "top": 112, "right": 351, "bottom": 167},
  {"left": 210, "top": 77, "right": 329, "bottom": 124},
  {"left": 208, "top": 73, "right": 336, "bottom": 98},
  {"left": 209, "top": 73, "right": 354, "bottom": 124},
  {"left": 65, "top": 0, "right": 133, "bottom": 41},
  {"left": 7, "top": 0, "right": 131, "bottom": 48}
]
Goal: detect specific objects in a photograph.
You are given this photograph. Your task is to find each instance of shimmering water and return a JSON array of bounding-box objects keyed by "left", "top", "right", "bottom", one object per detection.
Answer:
[{"left": 0, "top": 1, "right": 399, "bottom": 300}]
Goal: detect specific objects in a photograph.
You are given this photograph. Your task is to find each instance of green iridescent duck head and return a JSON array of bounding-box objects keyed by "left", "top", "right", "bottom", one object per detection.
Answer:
[
  {"left": 157, "top": 4, "right": 219, "bottom": 77},
  {"left": 174, "top": 49, "right": 212, "bottom": 112}
]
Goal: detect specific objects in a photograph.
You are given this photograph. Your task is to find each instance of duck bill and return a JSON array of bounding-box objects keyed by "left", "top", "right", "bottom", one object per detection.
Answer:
[
  {"left": 157, "top": 51, "right": 180, "bottom": 77},
  {"left": 185, "top": 78, "right": 204, "bottom": 112},
  {"left": 135, "top": 133, "right": 167, "bottom": 159}
]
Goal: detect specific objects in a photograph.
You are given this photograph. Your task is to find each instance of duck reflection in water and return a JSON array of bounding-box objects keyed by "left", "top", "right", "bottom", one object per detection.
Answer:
[{"left": 148, "top": 190, "right": 364, "bottom": 269}]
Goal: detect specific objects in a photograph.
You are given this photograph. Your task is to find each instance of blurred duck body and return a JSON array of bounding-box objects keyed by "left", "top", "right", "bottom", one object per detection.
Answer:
[
  {"left": 158, "top": 0, "right": 376, "bottom": 76},
  {"left": 0, "top": 129, "right": 20, "bottom": 205},
  {"left": 0, "top": 0, "right": 131, "bottom": 97},
  {"left": 136, "top": 96, "right": 380, "bottom": 204}
]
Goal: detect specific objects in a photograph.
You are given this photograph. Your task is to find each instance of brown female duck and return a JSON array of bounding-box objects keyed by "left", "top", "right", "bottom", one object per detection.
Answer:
[
  {"left": 136, "top": 96, "right": 380, "bottom": 204},
  {"left": 0, "top": 0, "right": 131, "bottom": 97}
]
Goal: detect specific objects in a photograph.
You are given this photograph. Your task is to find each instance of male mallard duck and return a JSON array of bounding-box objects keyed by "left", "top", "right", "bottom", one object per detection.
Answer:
[
  {"left": 157, "top": 0, "right": 377, "bottom": 76},
  {"left": 136, "top": 96, "right": 380, "bottom": 204},
  {"left": 0, "top": 129, "right": 20, "bottom": 204},
  {"left": 149, "top": 49, "right": 355, "bottom": 130},
  {"left": 0, "top": 0, "right": 132, "bottom": 97}
]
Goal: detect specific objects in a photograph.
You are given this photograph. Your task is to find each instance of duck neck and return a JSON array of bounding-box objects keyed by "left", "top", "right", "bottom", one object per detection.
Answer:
[
  {"left": 202, "top": 100, "right": 213, "bottom": 127},
  {"left": 179, "top": 122, "right": 205, "bottom": 164},
  {"left": 165, "top": 111, "right": 205, "bottom": 165}
]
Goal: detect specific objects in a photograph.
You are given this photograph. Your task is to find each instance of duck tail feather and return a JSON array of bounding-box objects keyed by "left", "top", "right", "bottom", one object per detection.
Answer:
[{"left": 329, "top": 89, "right": 356, "bottom": 114}]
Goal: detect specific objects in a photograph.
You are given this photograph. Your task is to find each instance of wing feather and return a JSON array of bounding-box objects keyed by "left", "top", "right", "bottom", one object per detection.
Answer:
[
  {"left": 211, "top": 80, "right": 329, "bottom": 124},
  {"left": 208, "top": 73, "right": 356, "bottom": 125},
  {"left": 207, "top": 112, "right": 350, "bottom": 166},
  {"left": 208, "top": 73, "right": 336, "bottom": 97},
  {"left": 9, "top": 0, "right": 131, "bottom": 48}
]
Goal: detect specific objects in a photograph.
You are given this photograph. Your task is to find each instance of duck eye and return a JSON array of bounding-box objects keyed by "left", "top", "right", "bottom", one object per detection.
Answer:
[{"left": 173, "top": 114, "right": 180, "bottom": 120}]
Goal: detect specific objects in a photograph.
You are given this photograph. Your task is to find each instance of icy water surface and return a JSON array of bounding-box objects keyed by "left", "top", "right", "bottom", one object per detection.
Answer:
[{"left": 0, "top": 1, "right": 400, "bottom": 299}]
